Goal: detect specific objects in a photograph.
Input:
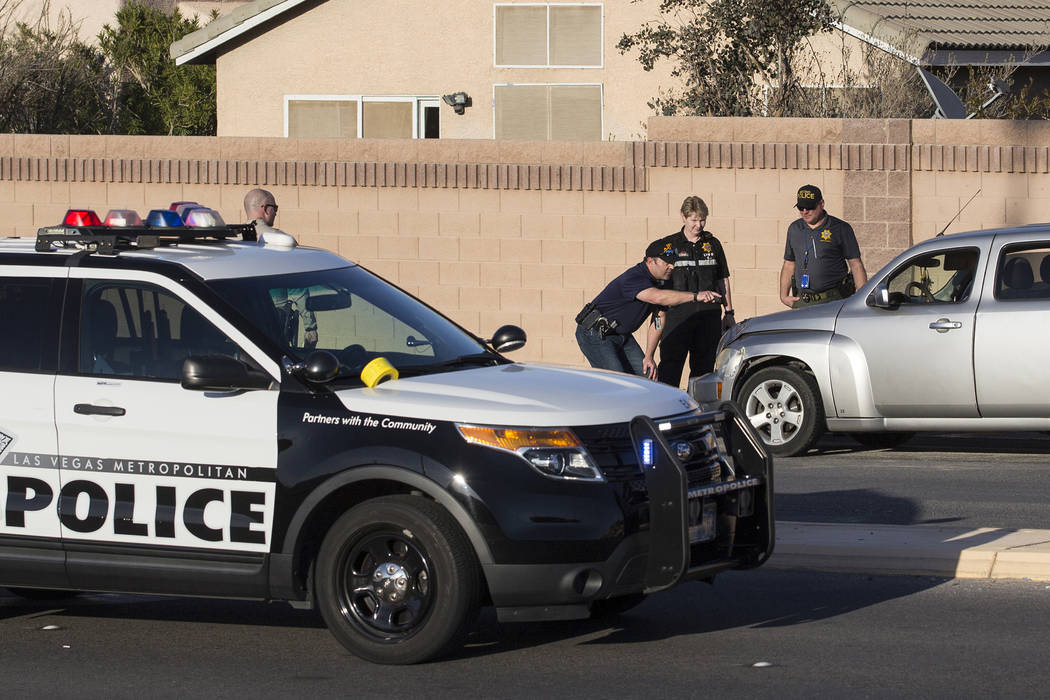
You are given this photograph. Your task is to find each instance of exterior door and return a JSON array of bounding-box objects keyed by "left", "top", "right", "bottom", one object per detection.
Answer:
[
  {"left": 53, "top": 270, "right": 281, "bottom": 592},
  {"left": 834, "top": 247, "right": 982, "bottom": 418},
  {"left": 0, "top": 269, "right": 67, "bottom": 587},
  {"left": 973, "top": 239, "right": 1050, "bottom": 417}
]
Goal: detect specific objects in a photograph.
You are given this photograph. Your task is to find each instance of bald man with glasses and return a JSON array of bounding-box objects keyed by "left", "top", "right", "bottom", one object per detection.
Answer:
[
  {"left": 780, "top": 184, "right": 867, "bottom": 308},
  {"left": 244, "top": 188, "right": 280, "bottom": 228},
  {"left": 243, "top": 188, "right": 318, "bottom": 349}
]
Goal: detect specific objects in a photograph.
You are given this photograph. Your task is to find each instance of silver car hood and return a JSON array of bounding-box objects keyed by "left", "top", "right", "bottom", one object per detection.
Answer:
[
  {"left": 333, "top": 362, "right": 698, "bottom": 427},
  {"left": 739, "top": 300, "right": 844, "bottom": 335}
]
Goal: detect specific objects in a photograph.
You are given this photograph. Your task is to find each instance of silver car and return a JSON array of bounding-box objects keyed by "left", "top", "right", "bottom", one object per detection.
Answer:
[{"left": 690, "top": 223, "right": 1050, "bottom": 456}]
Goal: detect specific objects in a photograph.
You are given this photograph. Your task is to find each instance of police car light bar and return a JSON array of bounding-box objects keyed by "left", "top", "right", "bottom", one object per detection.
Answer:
[{"left": 36, "top": 203, "right": 257, "bottom": 254}]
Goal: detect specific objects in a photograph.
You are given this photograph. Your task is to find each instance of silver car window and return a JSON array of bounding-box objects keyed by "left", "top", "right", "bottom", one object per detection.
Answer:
[
  {"left": 996, "top": 243, "right": 1050, "bottom": 301},
  {"left": 885, "top": 247, "right": 979, "bottom": 304}
]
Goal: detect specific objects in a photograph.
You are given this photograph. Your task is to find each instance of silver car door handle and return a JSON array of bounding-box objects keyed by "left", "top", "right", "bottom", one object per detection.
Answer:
[{"left": 929, "top": 318, "right": 962, "bottom": 333}]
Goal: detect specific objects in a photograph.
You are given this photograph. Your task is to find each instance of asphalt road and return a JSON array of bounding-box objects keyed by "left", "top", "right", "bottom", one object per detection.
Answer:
[
  {"left": 774, "top": 431, "right": 1050, "bottom": 529},
  {"left": 5, "top": 570, "right": 1050, "bottom": 698}
]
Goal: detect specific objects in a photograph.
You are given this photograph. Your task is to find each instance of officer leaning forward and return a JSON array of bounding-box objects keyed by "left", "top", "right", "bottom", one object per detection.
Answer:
[
  {"left": 780, "top": 184, "right": 868, "bottom": 309},
  {"left": 654, "top": 196, "right": 733, "bottom": 387},
  {"left": 575, "top": 240, "right": 721, "bottom": 378}
]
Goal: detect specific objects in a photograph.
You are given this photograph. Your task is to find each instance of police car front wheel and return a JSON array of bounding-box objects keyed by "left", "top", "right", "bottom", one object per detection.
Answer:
[{"left": 315, "top": 495, "right": 481, "bottom": 665}]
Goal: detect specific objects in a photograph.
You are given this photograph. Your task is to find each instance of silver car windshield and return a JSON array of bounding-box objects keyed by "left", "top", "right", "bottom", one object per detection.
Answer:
[{"left": 209, "top": 265, "right": 498, "bottom": 378}]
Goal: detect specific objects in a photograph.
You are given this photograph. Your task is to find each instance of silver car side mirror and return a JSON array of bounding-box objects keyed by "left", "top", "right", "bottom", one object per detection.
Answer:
[{"left": 868, "top": 283, "right": 900, "bottom": 310}]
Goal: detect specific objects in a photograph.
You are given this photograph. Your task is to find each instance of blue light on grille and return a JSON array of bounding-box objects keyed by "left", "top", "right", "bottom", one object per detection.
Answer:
[{"left": 641, "top": 438, "right": 654, "bottom": 467}]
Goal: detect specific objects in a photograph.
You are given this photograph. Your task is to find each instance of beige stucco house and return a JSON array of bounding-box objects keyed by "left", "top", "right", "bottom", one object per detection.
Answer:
[
  {"left": 170, "top": 0, "right": 1050, "bottom": 141},
  {"left": 171, "top": 0, "right": 678, "bottom": 140}
]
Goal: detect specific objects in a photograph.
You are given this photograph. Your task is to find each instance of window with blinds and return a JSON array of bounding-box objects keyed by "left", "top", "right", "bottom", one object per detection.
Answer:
[
  {"left": 286, "top": 97, "right": 440, "bottom": 139},
  {"left": 494, "top": 84, "right": 602, "bottom": 141},
  {"left": 288, "top": 100, "right": 358, "bottom": 138},
  {"left": 494, "top": 3, "right": 602, "bottom": 67}
]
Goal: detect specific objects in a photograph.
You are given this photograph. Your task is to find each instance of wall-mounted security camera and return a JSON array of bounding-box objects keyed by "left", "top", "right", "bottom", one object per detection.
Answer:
[{"left": 442, "top": 92, "right": 471, "bottom": 115}]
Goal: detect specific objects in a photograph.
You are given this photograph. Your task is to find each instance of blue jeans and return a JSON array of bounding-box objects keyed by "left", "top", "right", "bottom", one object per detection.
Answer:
[{"left": 575, "top": 324, "right": 645, "bottom": 376}]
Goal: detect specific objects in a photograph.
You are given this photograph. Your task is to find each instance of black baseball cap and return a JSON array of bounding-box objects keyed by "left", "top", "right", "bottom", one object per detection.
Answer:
[
  {"left": 796, "top": 184, "right": 822, "bottom": 209},
  {"left": 645, "top": 240, "right": 677, "bottom": 262}
]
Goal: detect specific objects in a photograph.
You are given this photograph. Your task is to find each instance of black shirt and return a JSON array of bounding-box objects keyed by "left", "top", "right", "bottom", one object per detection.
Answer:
[
  {"left": 656, "top": 229, "right": 729, "bottom": 317},
  {"left": 784, "top": 213, "right": 861, "bottom": 293},
  {"left": 590, "top": 262, "right": 661, "bottom": 335}
]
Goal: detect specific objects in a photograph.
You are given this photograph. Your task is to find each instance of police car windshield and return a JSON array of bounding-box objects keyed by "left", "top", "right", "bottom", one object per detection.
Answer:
[{"left": 209, "top": 265, "right": 492, "bottom": 378}]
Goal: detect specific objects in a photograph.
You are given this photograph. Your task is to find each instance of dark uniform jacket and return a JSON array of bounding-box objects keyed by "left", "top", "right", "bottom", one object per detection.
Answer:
[{"left": 656, "top": 229, "right": 729, "bottom": 329}]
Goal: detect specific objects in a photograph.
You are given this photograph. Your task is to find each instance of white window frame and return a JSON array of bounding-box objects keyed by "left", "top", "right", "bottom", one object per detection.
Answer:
[
  {"left": 283, "top": 95, "right": 440, "bottom": 138},
  {"left": 492, "top": 82, "right": 605, "bottom": 141},
  {"left": 493, "top": 3, "right": 604, "bottom": 69}
]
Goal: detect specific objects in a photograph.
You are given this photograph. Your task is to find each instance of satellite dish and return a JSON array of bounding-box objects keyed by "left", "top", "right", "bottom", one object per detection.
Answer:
[{"left": 917, "top": 67, "right": 967, "bottom": 119}]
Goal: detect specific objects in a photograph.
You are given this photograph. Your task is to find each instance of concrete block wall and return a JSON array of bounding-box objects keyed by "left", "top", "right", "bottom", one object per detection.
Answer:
[{"left": 4, "top": 118, "right": 1050, "bottom": 374}]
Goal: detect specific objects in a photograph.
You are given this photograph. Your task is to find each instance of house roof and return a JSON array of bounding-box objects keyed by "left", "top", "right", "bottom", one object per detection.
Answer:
[
  {"left": 831, "top": 1, "right": 1050, "bottom": 64},
  {"left": 170, "top": 0, "right": 315, "bottom": 65}
]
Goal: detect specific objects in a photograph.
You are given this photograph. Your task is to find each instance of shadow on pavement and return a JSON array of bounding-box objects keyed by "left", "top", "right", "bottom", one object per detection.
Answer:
[
  {"left": 774, "top": 488, "right": 944, "bottom": 525},
  {"left": 461, "top": 569, "right": 945, "bottom": 656},
  {"left": 0, "top": 564, "right": 980, "bottom": 661},
  {"left": 812, "top": 431, "right": 1050, "bottom": 456}
]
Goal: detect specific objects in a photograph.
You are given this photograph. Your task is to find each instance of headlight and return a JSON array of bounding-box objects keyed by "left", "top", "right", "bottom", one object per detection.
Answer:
[
  {"left": 717, "top": 317, "right": 748, "bottom": 353},
  {"left": 456, "top": 424, "right": 603, "bottom": 481},
  {"left": 714, "top": 346, "right": 745, "bottom": 380}
]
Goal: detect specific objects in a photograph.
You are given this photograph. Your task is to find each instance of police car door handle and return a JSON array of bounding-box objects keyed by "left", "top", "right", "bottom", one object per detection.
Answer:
[
  {"left": 74, "top": 403, "right": 126, "bottom": 417},
  {"left": 929, "top": 318, "right": 962, "bottom": 333}
]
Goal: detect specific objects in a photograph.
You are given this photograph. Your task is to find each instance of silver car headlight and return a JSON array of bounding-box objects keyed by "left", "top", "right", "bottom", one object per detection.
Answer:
[
  {"left": 456, "top": 424, "right": 604, "bottom": 482},
  {"left": 713, "top": 345, "right": 745, "bottom": 380},
  {"left": 717, "top": 317, "right": 748, "bottom": 353}
]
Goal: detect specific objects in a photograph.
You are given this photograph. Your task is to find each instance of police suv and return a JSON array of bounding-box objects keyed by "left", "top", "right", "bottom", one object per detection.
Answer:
[{"left": 0, "top": 204, "right": 773, "bottom": 664}]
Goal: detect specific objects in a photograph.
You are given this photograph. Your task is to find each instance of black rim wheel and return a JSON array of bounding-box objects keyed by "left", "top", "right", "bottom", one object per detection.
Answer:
[{"left": 337, "top": 529, "right": 434, "bottom": 641}]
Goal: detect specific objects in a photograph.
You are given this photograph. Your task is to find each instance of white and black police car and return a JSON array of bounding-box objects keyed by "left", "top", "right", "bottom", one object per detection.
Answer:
[{"left": 0, "top": 203, "right": 773, "bottom": 664}]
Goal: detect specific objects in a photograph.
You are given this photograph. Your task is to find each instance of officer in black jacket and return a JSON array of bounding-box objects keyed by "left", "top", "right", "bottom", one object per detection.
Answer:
[{"left": 654, "top": 196, "right": 733, "bottom": 387}]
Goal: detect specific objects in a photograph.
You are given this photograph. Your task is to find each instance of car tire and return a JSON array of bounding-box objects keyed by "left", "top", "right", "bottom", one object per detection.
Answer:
[
  {"left": 589, "top": 593, "right": 647, "bottom": 618},
  {"left": 738, "top": 366, "right": 824, "bottom": 457},
  {"left": 315, "top": 495, "right": 480, "bottom": 665},
  {"left": 6, "top": 588, "right": 81, "bottom": 600},
  {"left": 849, "top": 432, "right": 914, "bottom": 450}
]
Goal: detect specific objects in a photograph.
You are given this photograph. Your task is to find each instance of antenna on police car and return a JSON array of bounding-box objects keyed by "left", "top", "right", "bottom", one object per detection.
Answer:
[{"left": 936, "top": 188, "right": 981, "bottom": 237}]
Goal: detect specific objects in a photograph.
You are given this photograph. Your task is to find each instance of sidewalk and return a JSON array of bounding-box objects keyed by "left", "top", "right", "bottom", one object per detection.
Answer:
[{"left": 768, "top": 521, "right": 1050, "bottom": 581}]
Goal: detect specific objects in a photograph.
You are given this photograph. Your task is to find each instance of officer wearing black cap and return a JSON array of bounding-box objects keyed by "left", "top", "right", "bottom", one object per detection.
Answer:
[
  {"left": 575, "top": 240, "right": 721, "bottom": 378},
  {"left": 781, "top": 184, "right": 867, "bottom": 308}
]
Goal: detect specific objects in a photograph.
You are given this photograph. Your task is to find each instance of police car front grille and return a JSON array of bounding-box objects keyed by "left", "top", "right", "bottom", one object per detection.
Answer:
[{"left": 574, "top": 419, "right": 723, "bottom": 484}]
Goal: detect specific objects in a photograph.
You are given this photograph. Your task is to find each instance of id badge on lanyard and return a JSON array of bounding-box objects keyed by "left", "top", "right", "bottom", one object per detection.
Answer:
[{"left": 800, "top": 232, "right": 817, "bottom": 289}]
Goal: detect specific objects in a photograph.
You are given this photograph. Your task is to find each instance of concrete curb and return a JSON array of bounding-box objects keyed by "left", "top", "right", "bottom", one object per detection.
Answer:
[{"left": 767, "top": 521, "right": 1050, "bottom": 581}]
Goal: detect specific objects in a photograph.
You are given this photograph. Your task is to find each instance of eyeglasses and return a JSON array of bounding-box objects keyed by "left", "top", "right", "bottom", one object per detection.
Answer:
[
  {"left": 797, "top": 205, "right": 816, "bottom": 211},
  {"left": 263, "top": 203, "right": 279, "bottom": 212}
]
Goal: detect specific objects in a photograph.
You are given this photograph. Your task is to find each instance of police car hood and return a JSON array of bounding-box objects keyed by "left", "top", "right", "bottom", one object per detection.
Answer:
[{"left": 332, "top": 363, "right": 698, "bottom": 426}]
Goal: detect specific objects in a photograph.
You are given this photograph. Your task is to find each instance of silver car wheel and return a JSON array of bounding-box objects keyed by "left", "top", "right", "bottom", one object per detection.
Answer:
[
  {"left": 737, "top": 365, "right": 824, "bottom": 457},
  {"left": 744, "top": 378, "right": 805, "bottom": 445}
]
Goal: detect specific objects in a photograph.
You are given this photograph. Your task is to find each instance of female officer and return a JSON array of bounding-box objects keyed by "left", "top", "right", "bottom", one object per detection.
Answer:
[{"left": 655, "top": 196, "right": 733, "bottom": 387}]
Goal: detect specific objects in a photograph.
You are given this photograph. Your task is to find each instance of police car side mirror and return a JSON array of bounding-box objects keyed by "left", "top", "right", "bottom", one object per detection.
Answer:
[
  {"left": 298, "top": 350, "right": 341, "bottom": 383},
  {"left": 488, "top": 324, "right": 526, "bottom": 353},
  {"left": 182, "top": 355, "right": 273, "bottom": 391}
]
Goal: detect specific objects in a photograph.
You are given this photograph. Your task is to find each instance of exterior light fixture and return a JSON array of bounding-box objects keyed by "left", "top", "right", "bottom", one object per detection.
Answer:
[{"left": 442, "top": 92, "right": 471, "bottom": 115}]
